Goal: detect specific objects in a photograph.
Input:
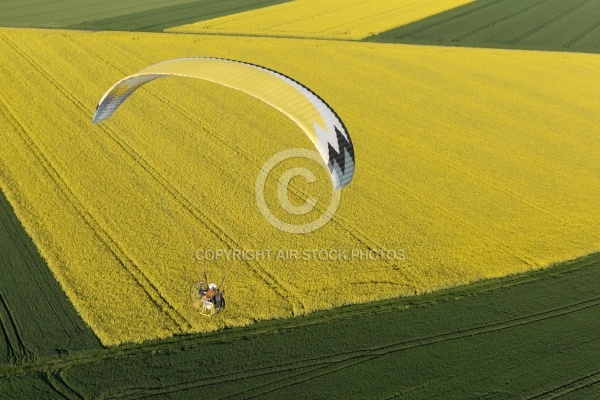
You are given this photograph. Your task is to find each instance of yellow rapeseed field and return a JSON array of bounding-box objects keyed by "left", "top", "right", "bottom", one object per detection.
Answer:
[
  {"left": 1, "top": 27, "right": 599, "bottom": 345},
  {"left": 167, "top": 0, "right": 475, "bottom": 39}
]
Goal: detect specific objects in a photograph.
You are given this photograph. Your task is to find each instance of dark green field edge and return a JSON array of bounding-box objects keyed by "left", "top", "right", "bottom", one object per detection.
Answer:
[
  {"left": 67, "top": 0, "right": 290, "bottom": 32},
  {"left": 0, "top": 188, "right": 101, "bottom": 370},
  {"left": 367, "top": 0, "right": 600, "bottom": 54},
  {"left": 1, "top": 250, "right": 599, "bottom": 399}
]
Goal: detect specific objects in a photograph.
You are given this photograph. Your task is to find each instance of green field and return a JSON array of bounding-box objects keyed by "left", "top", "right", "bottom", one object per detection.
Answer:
[
  {"left": 0, "top": 190, "right": 101, "bottom": 367},
  {"left": 0, "top": 0, "right": 289, "bottom": 31},
  {"left": 369, "top": 0, "right": 600, "bottom": 53},
  {"left": 1, "top": 253, "right": 599, "bottom": 398}
]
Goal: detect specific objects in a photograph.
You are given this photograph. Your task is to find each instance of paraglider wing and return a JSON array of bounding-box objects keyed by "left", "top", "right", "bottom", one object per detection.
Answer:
[{"left": 92, "top": 57, "right": 354, "bottom": 189}]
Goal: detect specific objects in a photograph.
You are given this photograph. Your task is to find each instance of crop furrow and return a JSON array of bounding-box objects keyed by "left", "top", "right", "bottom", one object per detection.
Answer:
[
  {"left": 98, "top": 360, "right": 335, "bottom": 399},
  {"left": 93, "top": 348, "right": 358, "bottom": 399},
  {"left": 472, "top": 333, "right": 600, "bottom": 397},
  {"left": 0, "top": 291, "right": 33, "bottom": 364},
  {"left": 528, "top": 370, "right": 600, "bottom": 399},
  {"left": 452, "top": 0, "right": 548, "bottom": 42},
  {"left": 0, "top": 324, "right": 13, "bottom": 365},
  {"left": 44, "top": 370, "right": 85, "bottom": 400},
  {"left": 0, "top": 106, "right": 190, "bottom": 333},
  {"left": 93, "top": 108, "right": 299, "bottom": 310},
  {"left": 228, "top": 295, "right": 600, "bottom": 398},
  {"left": 212, "top": 294, "right": 600, "bottom": 393},
  {"left": 369, "top": 298, "right": 600, "bottom": 357},
  {"left": 393, "top": 0, "right": 505, "bottom": 39},
  {"left": 509, "top": 0, "right": 591, "bottom": 44},
  {"left": 0, "top": 292, "right": 20, "bottom": 364},
  {"left": 241, "top": 356, "right": 379, "bottom": 400},
  {"left": 227, "top": 363, "right": 346, "bottom": 400},
  {"left": 93, "top": 293, "right": 600, "bottom": 400},
  {"left": 564, "top": 20, "right": 600, "bottom": 47},
  {"left": 0, "top": 57, "right": 190, "bottom": 332}
]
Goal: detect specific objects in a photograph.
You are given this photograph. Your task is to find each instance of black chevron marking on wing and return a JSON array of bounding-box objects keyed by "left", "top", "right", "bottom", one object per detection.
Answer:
[{"left": 327, "top": 126, "right": 355, "bottom": 174}]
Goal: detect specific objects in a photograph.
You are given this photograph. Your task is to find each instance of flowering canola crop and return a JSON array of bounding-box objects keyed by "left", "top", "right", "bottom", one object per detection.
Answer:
[
  {"left": 167, "top": 0, "right": 475, "bottom": 39},
  {"left": 0, "top": 28, "right": 599, "bottom": 345}
]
